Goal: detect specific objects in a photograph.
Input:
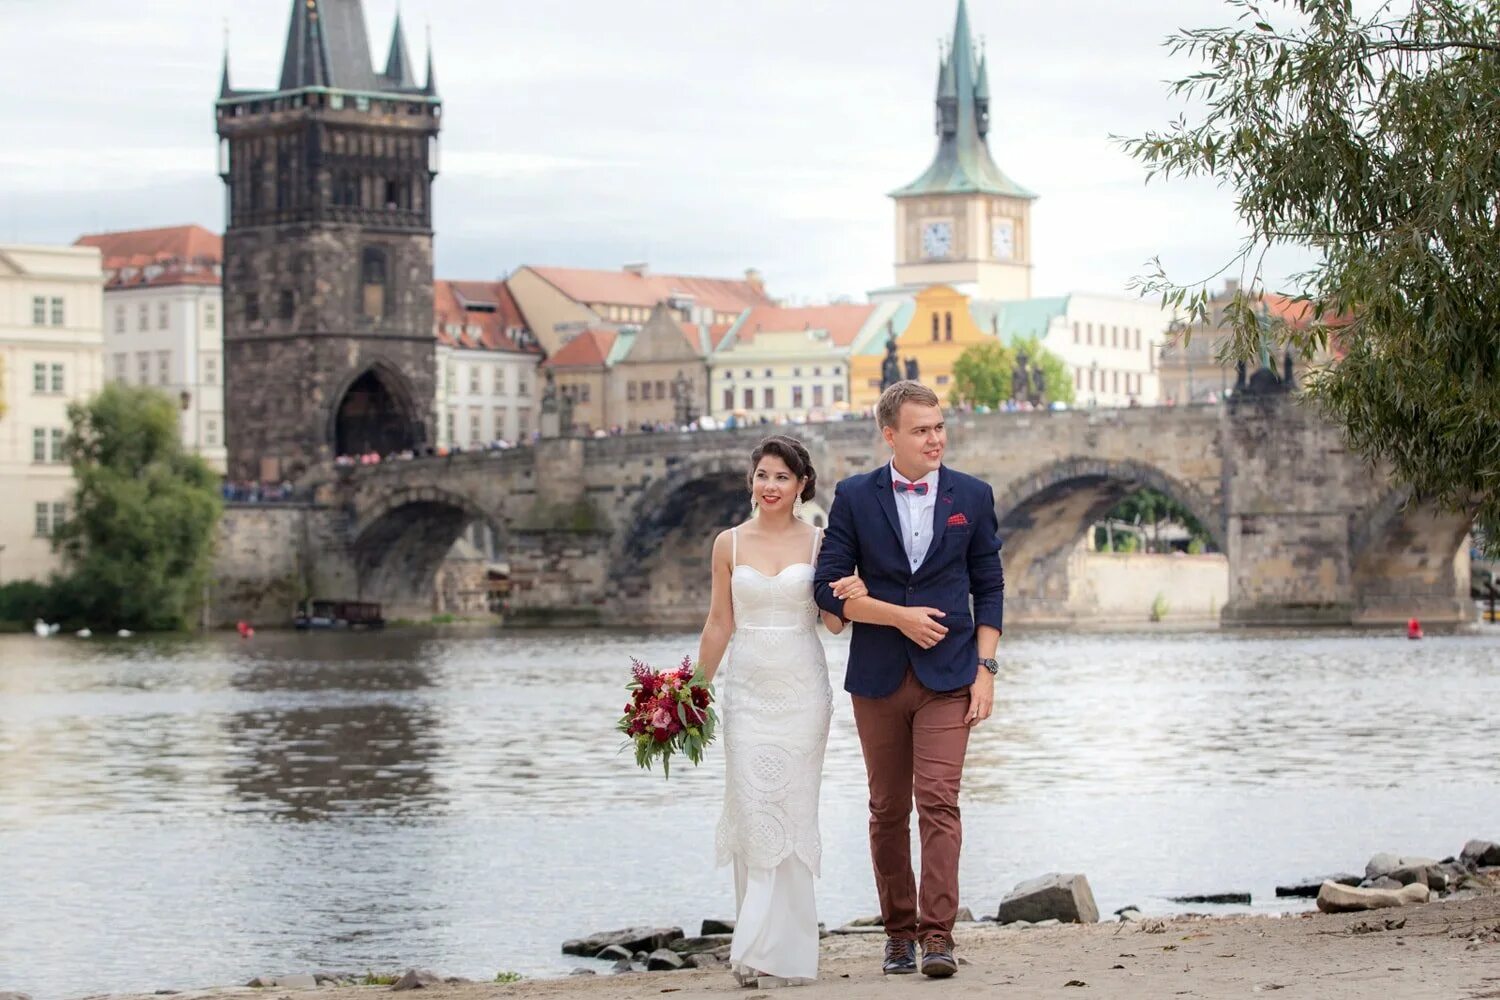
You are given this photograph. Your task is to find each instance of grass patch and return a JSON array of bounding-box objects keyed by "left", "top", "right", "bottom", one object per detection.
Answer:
[
  {"left": 493, "top": 970, "right": 524, "bottom": 983},
  {"left": 361, "top": 972, "right": 399, "bottom": 986}
]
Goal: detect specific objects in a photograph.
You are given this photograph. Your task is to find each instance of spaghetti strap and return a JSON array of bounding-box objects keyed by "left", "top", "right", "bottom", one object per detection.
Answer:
[
  {"left": 731, "top": 527, "right": 739, "bottom": 568},
  {"left": 810, "top": 527, "right": 822, "bottom": 563}
]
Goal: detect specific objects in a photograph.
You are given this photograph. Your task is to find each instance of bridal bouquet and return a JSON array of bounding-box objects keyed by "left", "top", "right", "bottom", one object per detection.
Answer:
[{"left": 618, "top": 655, "right": 717, "bottom": 779}]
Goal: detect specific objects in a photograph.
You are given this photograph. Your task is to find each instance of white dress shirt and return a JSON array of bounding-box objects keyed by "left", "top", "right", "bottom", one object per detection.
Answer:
[{"left": 891, "top": 463, "right": 940, "bottom": 572}]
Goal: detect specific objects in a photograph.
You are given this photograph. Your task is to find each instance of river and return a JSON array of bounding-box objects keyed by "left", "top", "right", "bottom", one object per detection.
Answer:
[{"left": 0, "top": 626, "right": 1496, "bottom": 996}]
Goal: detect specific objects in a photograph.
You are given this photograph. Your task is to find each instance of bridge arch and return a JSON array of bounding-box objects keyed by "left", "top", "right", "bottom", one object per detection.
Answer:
[
  {"left": 351, "top": 484, "right": 509, "bottom": 618},
  {"left": 993, "top": 457, "right": 1228, "bottom": 622},
  {"left": 328, "top": 360, "right": 424, "bottom": 459},
  {"left": 1348, "top": 486, "right": 1474, "bottom": 624}
]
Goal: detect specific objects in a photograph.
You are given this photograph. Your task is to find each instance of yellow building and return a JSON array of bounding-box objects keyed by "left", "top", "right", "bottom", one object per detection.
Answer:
[{"left": 849, "top": 285, "right": 992, "bottom": 410}]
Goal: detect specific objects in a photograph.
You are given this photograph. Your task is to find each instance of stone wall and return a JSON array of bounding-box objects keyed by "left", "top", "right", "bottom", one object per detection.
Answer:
[
  {"left": 209, "top": 505, "right": 356, "bottom": 628},
  {"left": 1070, "top": 547, "right": 1230, "bottom": 625}
]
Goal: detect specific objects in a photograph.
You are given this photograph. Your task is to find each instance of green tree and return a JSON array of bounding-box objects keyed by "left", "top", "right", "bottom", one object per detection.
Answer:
[
  {"left": 951, "top": 341, "right": 1016, "bottom": 409},
  {"left": 1014, "top": 336, "right": 1077, "bottom": 406},
  {"left": 1105, "top": 488, "right": 1217, "bottom": 552},
  {"left": 53, "top": 384, "right": 222, "bottom": 630},
  {"left": 1123, "top": 0, "right": 1499, "bottom": 548}
]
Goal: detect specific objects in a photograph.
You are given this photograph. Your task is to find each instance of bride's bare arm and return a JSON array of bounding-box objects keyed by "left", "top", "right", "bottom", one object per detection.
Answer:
[{"left": 697, "top": 531, "right": 735, "bottom": 682}]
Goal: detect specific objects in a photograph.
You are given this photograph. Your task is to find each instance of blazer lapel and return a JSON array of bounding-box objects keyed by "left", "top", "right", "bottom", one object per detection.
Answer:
[
  {"left": 917, "top": 466, "right": 955, "bottom": 574},
  {"left": 873, "top": 467, "right": 906, "bottom": 564}
]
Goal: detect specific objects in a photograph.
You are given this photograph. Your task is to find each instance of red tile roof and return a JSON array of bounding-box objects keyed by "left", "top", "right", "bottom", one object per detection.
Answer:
[
  {"left": 732, "top": 304, "right": 876, "bottom": 347},
  {"left": 543, "top": 329, "right": 616, "bottom": 369},
  {"left": 527, "top": 266, "right": 773, "bottom": 314},
  {"left": 434, "top": 279, "right": 540, "bottom": 353},
  {"left": 74, "top": 225, "right": 223, "bottom": 289}
]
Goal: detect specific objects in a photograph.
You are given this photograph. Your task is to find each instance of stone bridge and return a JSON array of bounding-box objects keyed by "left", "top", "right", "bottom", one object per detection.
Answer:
[{"left": 219, "top": 397, "right": 1474, "bottom": 628}]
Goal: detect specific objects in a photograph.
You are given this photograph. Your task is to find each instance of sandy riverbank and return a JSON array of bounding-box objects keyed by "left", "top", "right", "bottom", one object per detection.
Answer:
[{"left": 98, "top": 891, "right": 1500, "bottom": 1000}]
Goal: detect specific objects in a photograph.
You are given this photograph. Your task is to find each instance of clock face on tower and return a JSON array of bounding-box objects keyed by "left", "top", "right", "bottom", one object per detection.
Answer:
[
  {"left": 921, "top": 220, "right": 954, "bottom": 259},
  {"left": 992, "top": 218, "right": 1016, "bottom": 260}
]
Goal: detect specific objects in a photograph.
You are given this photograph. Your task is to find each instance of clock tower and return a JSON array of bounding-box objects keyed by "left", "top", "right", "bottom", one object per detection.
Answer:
[{"left": 890, "top": 0, "right": 1035, "bottom": 301}]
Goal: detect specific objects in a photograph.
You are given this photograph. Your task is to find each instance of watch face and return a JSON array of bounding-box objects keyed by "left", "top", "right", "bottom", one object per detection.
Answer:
[
  {"left": 921, "top": 221, "right": 954, "bottom": 259},
  {"left": 992, "top": 218, "right": 1015, "bottom": 260}
]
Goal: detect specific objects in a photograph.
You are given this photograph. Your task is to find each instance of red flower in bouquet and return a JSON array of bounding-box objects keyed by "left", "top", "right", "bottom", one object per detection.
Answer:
[{"left": 617, "top": 655, "right": 718, "bottom": 779}]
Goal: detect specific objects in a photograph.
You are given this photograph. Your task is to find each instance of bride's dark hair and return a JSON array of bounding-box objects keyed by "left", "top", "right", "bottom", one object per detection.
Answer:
[{"left": 748, "top": 435, "right": 817, "bottom": 502}]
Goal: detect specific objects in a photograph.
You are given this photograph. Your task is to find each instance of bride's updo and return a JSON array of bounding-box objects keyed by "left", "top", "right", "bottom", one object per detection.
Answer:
[{"left": 748, "top": 435, "right": 817, "bottom": 502}]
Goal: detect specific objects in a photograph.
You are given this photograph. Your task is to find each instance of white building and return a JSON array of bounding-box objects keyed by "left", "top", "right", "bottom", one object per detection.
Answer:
[
  {"left": 73, "top": 226, "right": 225, "bottom": 471},
  {"left": 971, "top": 293, "right": 1173, "bottom": 407},
  {"left": 434, "top": 280, "right": 543, "bottom": 448},
  {"left": 0, "top": 244, "right": 105, "bottom": 584}
]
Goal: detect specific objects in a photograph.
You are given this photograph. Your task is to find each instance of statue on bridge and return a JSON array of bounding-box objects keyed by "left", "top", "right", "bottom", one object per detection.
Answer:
[
  {"left": 1030, "top": 358, "right": 1046, "bottom": 405},
  {"left": 904, "top": 356, "right": 920, "bottom": 383},
  {"left": 880, "top": 333, "right": 902, "bottom": 391},
  {"left": 539, "top": 368, "right": 574, "bottom": 437},
  {"left": 1012, "top": 350, "right": 1032, "bottom": 404}
]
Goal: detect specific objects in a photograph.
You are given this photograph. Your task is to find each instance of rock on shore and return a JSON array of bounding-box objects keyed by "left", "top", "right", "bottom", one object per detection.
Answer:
[
  {"left": 560, "top": 927, "right": 683, "bottom": 957},
  {"left": 996, "top": 873, "right": 1099, "bottom": 924},
  {"left": 1316, "top": 880, "right": 1430, "bottom": 913}
]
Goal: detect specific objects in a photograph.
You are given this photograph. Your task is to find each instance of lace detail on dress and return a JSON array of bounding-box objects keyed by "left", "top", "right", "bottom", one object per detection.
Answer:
[{"left": 714, "top": 528, "right": 832, "bottom": 876}]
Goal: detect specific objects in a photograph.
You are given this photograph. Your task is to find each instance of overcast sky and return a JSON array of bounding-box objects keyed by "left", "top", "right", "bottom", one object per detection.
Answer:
[{"left": 0, "top": 0, "right": 1309, "bottom": 303}]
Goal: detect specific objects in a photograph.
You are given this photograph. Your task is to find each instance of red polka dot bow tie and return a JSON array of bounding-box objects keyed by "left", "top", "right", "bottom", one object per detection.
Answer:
[{"left": 894, "top": 481, "right": 929, "bottom": 496}]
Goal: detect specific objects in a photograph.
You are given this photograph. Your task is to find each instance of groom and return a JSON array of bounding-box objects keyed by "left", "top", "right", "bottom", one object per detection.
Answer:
[{"left": 814, "top": 380, "right": 1004, "bottom": 979}]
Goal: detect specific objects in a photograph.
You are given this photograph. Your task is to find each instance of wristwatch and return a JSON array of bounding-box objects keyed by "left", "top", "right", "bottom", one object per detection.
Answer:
[{"left": 978, "top": 657, "right": 999, "bottom": 675}]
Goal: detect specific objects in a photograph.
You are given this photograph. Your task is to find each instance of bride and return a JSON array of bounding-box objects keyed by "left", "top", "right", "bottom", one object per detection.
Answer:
[{"left": 697, "top": 435, "right": 865, "bottom": 988}]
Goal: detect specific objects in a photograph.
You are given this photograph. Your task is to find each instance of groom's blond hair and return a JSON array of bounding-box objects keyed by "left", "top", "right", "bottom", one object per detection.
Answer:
[{"left": 876, "top": 380, "right": 940, "bottom": 429}]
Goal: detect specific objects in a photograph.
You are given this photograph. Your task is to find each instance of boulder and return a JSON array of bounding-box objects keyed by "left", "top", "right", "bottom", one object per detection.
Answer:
[
  {"left": 701, "top": 919, "right": 735, "bottom": 935},
  {"left": 996, "top": 873, "right": 1099, "bottom": 925},
  {"left": 847, "top": 914, "right": 884, "bottom": 927},
  {"left": 1388, "top": 865, "right": 1448, "bottom": 892},
  {"left": 1363, "top": 876, "right": 1404, "bottom": 891},
  {"left": 1275, "top": 874, "right": 1361, "bottom": 898},
  {"left": 1365, "top": 853, "right": 1437, "bottom": 879},
  {"left": 687, "top": 953, "right": 727, "bottom": 969},
  {"left": 0, "top": 993, "right": 34, "bottom": 1000},
  {"left": 247, "top": 975, "right": 316, "bottom": 989},
  {"left": 609, "top": 960, "right": 636, "bottom": 974},
  {"left": 1168, "top": 892, "right": 1251, "bottom": 905},
  {"left": 561, "top": 926, "right": 684, "bottom": 957},
  {"left": 593, "top": 945, "right": 632, "bottom": 962},
  {"left": 1316, "top": 880, "right": 1429, "bottom": 914},
  {"left": 667, "top": 935, "right": 734, "bottom": 955},
  {"left": 645, "top": 949, "right": 686, "bottom": 972},
  {"left": 569, "top": 969, "right": 596, "bottom": 976},
  {"left": 954, "top": 907, "right": 975, "bottom": 923},
  {"left": 1461, "top": 840, "right": 1500, "bottom": 868},
  {"left": 391, "top": 969, "right": 444, "bottom": 991}
]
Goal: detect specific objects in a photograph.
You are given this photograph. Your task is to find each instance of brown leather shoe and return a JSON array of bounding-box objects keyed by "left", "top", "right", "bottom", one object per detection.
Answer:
[
  {"left": 920, "top": 934, "right": 957, "bottom": 978},
  {"left": 882, "top": 937, "right": 917, "bottom": 975}
]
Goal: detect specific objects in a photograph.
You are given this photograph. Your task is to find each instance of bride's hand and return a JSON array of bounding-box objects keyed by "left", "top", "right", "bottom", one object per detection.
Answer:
[{"left": 831, "top": 574, "right": 866, "bottom": 601}]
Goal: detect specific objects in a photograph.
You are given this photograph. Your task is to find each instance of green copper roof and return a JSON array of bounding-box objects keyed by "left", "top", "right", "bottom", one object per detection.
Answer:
[
  {"left": 969, "top": 296, "right": 1070, "bottom": 344},
  {"left": 891, "top": 0, "right": 1035, "bottom": 200}
]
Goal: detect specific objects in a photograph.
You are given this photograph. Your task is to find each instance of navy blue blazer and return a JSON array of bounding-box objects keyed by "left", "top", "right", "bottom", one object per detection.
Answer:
[{"left": 814, "top": 464, "right": 1005, "bottom": 699}]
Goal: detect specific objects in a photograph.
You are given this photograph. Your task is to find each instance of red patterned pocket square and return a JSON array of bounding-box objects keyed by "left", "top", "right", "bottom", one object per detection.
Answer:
[{"left": 947, "top": 513, "right": 969, "bottom": 527}]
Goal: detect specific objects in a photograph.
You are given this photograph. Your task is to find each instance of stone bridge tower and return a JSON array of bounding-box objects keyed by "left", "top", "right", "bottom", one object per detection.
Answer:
[{"left": 216, "top": 0, "right": 441, "bottom": 482}]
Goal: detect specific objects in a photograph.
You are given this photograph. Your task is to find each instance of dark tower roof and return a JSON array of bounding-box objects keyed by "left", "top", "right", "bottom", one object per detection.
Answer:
[
  {"left": 219, "top": 48, "right": 234, "bottom": 99},
  {"left": 382, "top": 11, "right": 418, "bottom": 90},
  {"left": 278, "top": 0, "right": 383, "bottom": 92},
  {"left": 423, "top": 33, "right": 438, "bottom": 97},
  {"left": 892, "top": 0, "right": 1033, "bottom": 199}
]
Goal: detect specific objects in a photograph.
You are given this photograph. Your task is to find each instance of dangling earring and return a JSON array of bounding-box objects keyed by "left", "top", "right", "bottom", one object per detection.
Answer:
[{"left": 750, "top": 499, "right": 759, "bottom": 517}]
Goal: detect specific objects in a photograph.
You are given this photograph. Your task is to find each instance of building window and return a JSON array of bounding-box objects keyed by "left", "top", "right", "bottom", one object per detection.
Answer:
[
  {"left": 519, "top": 374, "right": 529, "bottom": 396},
  {"left": 793, "top": 367, "right": 802, "bottom": 377},
  {"left": 813, "top": 367, "right": 822, "bottom": 377},
  {"left": 579, "top": 384, "right": 591, "bottom": 403},
  {"left": 492, "top": 408, "right": 505, "bottom": 437},
  {"left": 931, "top": 314, "right": 939, "bottom": 341},
  {"left": 469, "top": 366, "right": 481, "bottom": 394},
  {"left": 944, "top": 312, "right": 953, "bottom": 341},
  {"left": 158, "top": 302, "right": 170, "bottom": 329},
  {"left": 278, "top": 289, "right": 295, "bottom": 320},
  {"left": 114, "top": 354, "right": 128, "bottom": 382},
  {"left": 1112, "top": 371, "right": 1120, "bottom": 393},
  {"left": 833, "top": 366, "right": 841, "bottom": 375},
  {"left": 1112, "top": 326, "right": 1119, "bottom": 348},
  {"left": 205, "top": 302, "right": 218, "bottom": 330},
  {"left": 833, "top": 385, "right": 845, "bottom": 404},
  {"left": 205, "top": 418, "right": 219, "bottom": 446},
  {"left": 204, "top": 354, "right": 219, "bottom": 384},
  {"left": 743, "top": 387, "right": 754, "bottom": 410},
  {"left": 49, "top": 297, "right": 63, "bottom": 326},
  {"left": 53, "top": 502, "right": 66, "bottom": 531},
  {"left": 361, "top": 247, "right": 390, "bottom": 319},
  {"left": 35, "top": 502, "right": 50, "bottom": 537},
  {"left": 50, "top": 428, "right": 65, "bottom": 462},
  {"left": 137, "top": 352, "right": 150, "bottom": 384},
  {"left": 813, "top": 385, "right": 825, "bottom": 407},
  {"left": 518, "top": 409, "right": 531, "bottom": 436},
  {"left": 1073, "top": 321, "right": 1080, "bottom": 344},
  {"left": 792, "top": 386, "right": 804, "bottom": 408},
  {"left": 493, "top": 368, "right": 506, "bottom": 395},
  {"left": 50, "top": 363, "right": 64, "bottom": 393},
  {"left": 1074, "top": 369, "right": 1081, "bottom": 389},
  {"left": 655, "top": 380, "right": 666, "bottom": 400},
  {"left": 763, "top": 387, "right": 774, "bottom": 409},
  {"left": 723, "top": 388, "right": 733, "bottom": 411},
  {"left": 445, "top": 362, "right": 456, "bottom": 393},
  {"left": 33, "top": 363, "right": 46, "bottom": 393},
  {"left": 33, "top": 429, "right": 46, "bottom": 463},
  {"left": 628, "top": 381, "right": 638, "bottom": 402},
  {"left": 743, "top": 370, "right": 753, "bottom": 379},
  {"left": 115, "top": 306, "right": 126, "bottom": 334},
  {"left": 157, "top": 351, "right": 171, "bottom": 385},
  {"left": 445, "top": 410, "right": 456, "bottom": 443},
  {"left": 936, "top": 375, "right": 950, "bottom": 386},
  {"left": 32, "top": 296, "right": 46, "bottom": 326},
  {"left": 1085, "top": 322, "right": 1092, "bottom": 345},
  {"left": 244, "top": 293, "right": 260, "bottom": 323},
  {"left": 469, "top": 410, "right": 481, "bottom": 444}
]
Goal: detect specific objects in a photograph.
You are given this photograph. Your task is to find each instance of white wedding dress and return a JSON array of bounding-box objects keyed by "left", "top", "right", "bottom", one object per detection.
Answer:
[{"left": 714, "top": 527, "right": 832, "bottom": 984}]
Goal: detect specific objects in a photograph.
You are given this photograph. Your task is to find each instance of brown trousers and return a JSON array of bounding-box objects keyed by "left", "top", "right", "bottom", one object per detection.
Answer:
[{"left": 851, "top": 668, "right": 971, "bottom": 943}]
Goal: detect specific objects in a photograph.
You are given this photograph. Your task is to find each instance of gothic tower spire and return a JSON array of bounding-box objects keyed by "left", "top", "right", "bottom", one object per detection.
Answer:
[{"left": 383, "top": 10, "right": 418, "bottom": 89}]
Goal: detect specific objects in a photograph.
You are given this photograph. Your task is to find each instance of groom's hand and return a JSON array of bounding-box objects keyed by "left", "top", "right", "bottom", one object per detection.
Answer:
[
  {"left": 965, "top": 669, "right": 995, "bottom": 726},
  {"left": 895, "top": 607, "right": 947, "bottom": 649}
]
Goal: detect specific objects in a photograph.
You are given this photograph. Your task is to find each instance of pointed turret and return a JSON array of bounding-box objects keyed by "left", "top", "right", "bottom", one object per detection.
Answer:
[
  {"left": 219, "top": 47, "right": 234, "bottom": 99},
  {"left": 891, "top": 0, "right": 1032, "bottom": 200},
  {"left": 422, "top": 30, "right": 438, "bottom": 97},
  {"left": 382, "top": 11, "right": 418, "bottom": 89}
]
